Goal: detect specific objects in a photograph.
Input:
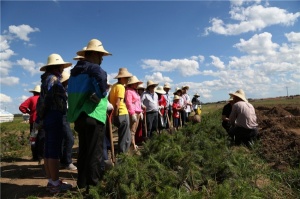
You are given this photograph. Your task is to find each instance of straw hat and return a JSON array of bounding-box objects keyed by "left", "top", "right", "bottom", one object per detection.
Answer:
[
  {"left": 173, "top": 87, "right": 182, "bottom": 95},
  {"left": 60, "top": 71, "right": 70, "bottom": 83},
  {"left": 114, "top": 68, "right": 133, "bottom": 79},
  {"left": 127, "top": 76, "right": 143, "bottom": 85},
  {"left": 40, "top": 54, "right": 72, "bottom": 72},
  {"left": 182, "top": 85, "right": 189, "bottom": 90},
  {"left": 173, "top": 95, "right": 180, "bottom": 100},
  {"left": 228, "top": 96, "right": 234, "bottom": 101},
  {"left": 137, "top": 84, "right": 146, "bottom": 90},
  {"left": 73, "top": 47, "right": 86, "bottom": 60},
  {"left": 194, "top": 93, "right": 200, "bottom": 97},
  {"left": 229, "top": 89, "right": 248, "bottom": 102},
  {"left": 29, "top": 85, "right": 40, "bottom": 93},
  {"left": 155, "top": 86, "right": 166, "bottom": 95},
  {"left": 163, "top": 82, "right": 171, "bottom": 89},
  {"left": 146, "top": 80, "right": 158, "bottom": 88},
  {"left": 77, "top": 39, "right": 111, "bottom": 56}
]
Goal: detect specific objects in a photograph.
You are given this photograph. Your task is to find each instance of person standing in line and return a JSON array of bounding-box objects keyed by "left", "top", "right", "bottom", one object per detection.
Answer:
[
  {"left": 141, "top": 80, "right": 159, "bottom": 138},
  {"left": 59, "top": 71, "right": 77, "bottom": 171},
  {"left": 136, "top": 84, "right": 146, "bottom": 143},
  {"left": 172, "top": 95, "right": 181, "bottom": 131},
  {"left": 229, "top": 89, "right": 259, "bottom": 147},
  {"left": 67, "top": 39, "right": 111, "bottom": 193},
  {"left": 173, "top": 87, "right": 184, "bottom": 127},
  {"left": 192, "top": 93, "right": 201, "bottom": 113},
  {"left": 19, "top": 85, "right": 43, "bottom": 162},
  {"left": 125, "top": 76, "right": 143, "bottom": 151},
  {"left": 155, "top": 86, "right": 166, "bottom": 133},
  {"left": 163, "top": 83, "right": 172, "bottom": 128},
  {"left": 36, "top": 53, "right": 72, "bottom": 193},
  {"left": 181, "top": 85, "right": 192, "bottom": 123},
  {"left": 221, "top": 96, "right": 234, "bottom": 134},
  {"left": 108, "top": 68, "right": 133, "bottom": 153}
]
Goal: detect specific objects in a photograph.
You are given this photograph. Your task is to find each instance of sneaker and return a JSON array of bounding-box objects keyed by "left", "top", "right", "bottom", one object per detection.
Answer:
[
  {"left": 46, "top": 180, "right": 67, "bottom": 191},
  {"left": 65, "top": 163, "right": 77, "bottom": 170},
  {"left": 49, "top": 181, "right": 72, "bottom": 194}
]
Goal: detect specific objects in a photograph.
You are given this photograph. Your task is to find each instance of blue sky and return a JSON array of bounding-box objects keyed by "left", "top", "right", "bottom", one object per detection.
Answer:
[{"left": 1, "top": 0, "right": 300, "bottom": 114}]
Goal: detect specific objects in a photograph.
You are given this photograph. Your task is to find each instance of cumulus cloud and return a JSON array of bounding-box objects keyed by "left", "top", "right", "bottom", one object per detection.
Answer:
[
  {"left": 0, "top": 93, "right": 12, "bottom": 103},
  {"left": 210, "top": 55, "right": 225, "bottom": 69},
  {"left": 16, "top": 58, "right": 43, "bottom": 76},
  {"left": 8, "top": 24, "right": 40, "bottom": 41},
  {"left": 141, "top": 58, "right": 201, "bottom": 77},
  {"left": 204, "top": 3, "right": 300, "bottom": 35},
  {"left": 285, "top": 32, "right": 300, "bottom": 43},
  {"left": 0, "top": 76, "right": 19, "bottom": 86},
  {"left": 144, "top": 72, "right": 173, "bottom": 83}
]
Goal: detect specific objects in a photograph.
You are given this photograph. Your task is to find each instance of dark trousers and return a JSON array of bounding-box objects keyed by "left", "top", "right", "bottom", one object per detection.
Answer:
[
  {"left": 229, "top": 126, "right": 258, "bottom": 147},
  {"left": 74, "top": 113, "right": 105, "bottom": 188},
  {"left": 60, "top": 115, "right": 74, "bottom": 165},
  {"left": 30, "top": 123, "right": 45, "bottom": 160},
  {"left": 180, "top": 110, "right": 187, "bottom": 126},
  {"left": 146, "top": 111, "right": 158, "bottom": 138}
]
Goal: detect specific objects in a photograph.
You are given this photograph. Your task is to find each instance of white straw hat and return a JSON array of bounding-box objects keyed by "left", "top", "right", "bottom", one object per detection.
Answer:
[
  {"left": 173, "top": 95, "right": 180, "bottom": 100},
  {"left": 146, "top": 80, "right": 158, "bottom": 88},
  {"left": 73, "top": 47, "right": 86, "bottom": 60},
  {"left": 229, "top": 89, "right": 248, "bottom": 102},
  {"left": 173, "top": 87, "right": 182, "bottom": 95},
  {"left": 155, "top": 86, "right": 166, "bottom": 94},
  {"left": 137, "top": 84, "right": 146, "bottom": 90},
  {"left": 114, "top": 68, "right": 133, "bottom": 79},
  {"left": 40, "top": 54, "right": 72, "bottom": 72},
  {"left": 77, "top": 39, "right": 111, "bottom": 56},
  {"left": 29, "top": 85, "right": 40, "bottom": 93},
  {"left": 194, "top": 93, "right": 200, "bottom": 97},
  {"left": 60, "top": 71, "right": 70, "bottom": 83},
  {"left": 182, "top": 85, "right": 189, "bottom": 90},
  {"left": 127, "top": 76, "right": 143, "bottom": 85},
  {"left": 163, "top": 82, "right": 171, "bottom": 89}
]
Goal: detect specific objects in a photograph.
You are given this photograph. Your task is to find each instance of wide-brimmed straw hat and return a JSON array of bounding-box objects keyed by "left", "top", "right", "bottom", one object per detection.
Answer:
[
  {"left": 146, "top": 80, "right": 158, "bottom": 88},
  {"left": 173, "top": 87, "right": 182, "bottom": 95},
  {"left": 40, "top": 54, "right": 72, "bottom": 72},
  {"left": 77, "top": 39, "right": 111, "bottom": 56},
  {"left": 182, "top": 85, "right": 189, "bottom": 90},
  {"left": 163, "top": 82, "right": 171, "bottom": 89},
  {"left": 114, "top": 68, "right": 133, "bottom": 79},
  {"left": 73, "top": 47, "right": 86, "bottom": 60},
  {"left": 29, "top": 85, "right": 40, "bottom": 93},
  {"left": 127, "top": 76, "right": 143, "bottom": 85},
  {"left": 155, "top": 86, "right": 166, "bottom": 95},
  {"left": 173, "top": 95, "right": 180, "bottom": 100},
  {"left": 194, "top": 93, "right": 200, "bottom": 97},
  {"left": 229, "top": 89, "right": 248, "bottom": 102},
  {"left": 60, "top": 71, "right": 70, "bottom": 83},
  {"left": 137, "top": 84, "right": 146, "bottom": 90}
]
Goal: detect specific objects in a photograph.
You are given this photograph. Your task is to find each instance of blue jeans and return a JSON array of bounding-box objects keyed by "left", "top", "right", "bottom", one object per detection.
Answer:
[{"left": 60, "top": 115, "right": 74, "bottom": 165}]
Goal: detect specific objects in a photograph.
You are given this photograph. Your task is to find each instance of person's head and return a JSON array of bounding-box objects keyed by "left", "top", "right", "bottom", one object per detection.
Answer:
[
  {"left": 114, "top": 68, "right": 133, "bottom": 85},
  {"left": 173, "top": 95, "right": 180, "bottom": 102},
  {"left": 181, "top": 85, "right": 189, "bottom": 94},
  {"left": 173, "top": 87, "right": 182, "bottom": 96},
  {"left": 127, "top": 76, "right": 143, "bottom": 90},
  {"left": 137, "top": 84, "right": 145, "bottom": 96},
  {"left": 40, "top": 53, "right": 72, "bottom": 75},
  {"left": 146, "top": 80, "right": 158, "bottom": 93},
  {"left": 163, "top": 83, "right": 171, "bottom": 93},
  {"left": 194, "top": 93, "right": 200, "bottom": 98},
  {"left": 76, "top": 39, "right": 111, "bottom": 65},
  {"left": 29, "top": 85, "right": 41, "bottom": 96},
  {"left": 155, "top": 86, "right": 166, "bottom": 97},
  {"left": 229, "top": 89, "right": 248, "bottom": 103}
]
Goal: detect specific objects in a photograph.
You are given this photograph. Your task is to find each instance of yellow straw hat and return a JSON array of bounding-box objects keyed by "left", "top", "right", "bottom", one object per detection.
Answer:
[
  {"left": 163, "top": 82, "right": 171, "bottom": 89},
  {"left": 40, "top": 53, "right": 72, "bottom": 72},
  {"left": 77, "top": 39, "right": 111, "bottom": 56},
  {"left": 173, "top": 95, "right": 180, "bottom": 100},
  {"left": 127, "top": 76, "right": 143, "bottom": 85},
  {"left": 114, "top": 68, "right": 133, "bottom": 79},
  {"left": 73, "top": 47, "right": 86, "bottom": 60},
  {"left": 173, "top": 87, "right": 182, "bottom": 95}
]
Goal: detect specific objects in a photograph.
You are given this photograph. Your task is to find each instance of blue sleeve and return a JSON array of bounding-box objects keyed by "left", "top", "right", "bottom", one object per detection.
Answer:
[{"left": 87, "top": 64, "right": 108, "bottom": 98}]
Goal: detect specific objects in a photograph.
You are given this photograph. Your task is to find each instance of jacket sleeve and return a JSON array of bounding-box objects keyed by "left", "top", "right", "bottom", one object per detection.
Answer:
[{"left": 19, "top": 98, "right": 31, "bottom": 114}]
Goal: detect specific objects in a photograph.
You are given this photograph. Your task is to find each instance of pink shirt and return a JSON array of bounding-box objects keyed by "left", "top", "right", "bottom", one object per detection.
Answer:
[
  {"left": 125, "top": 87, "right": 143, "bottom": 115},
  {"left": 229, "top": 101, "right": 258, "bottom": 129}
]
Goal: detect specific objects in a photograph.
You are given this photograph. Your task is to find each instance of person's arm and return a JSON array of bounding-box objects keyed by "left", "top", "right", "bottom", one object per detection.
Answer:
[
  {"left": 229, "top": 105, "right": 237, "bottom": 124},
  {"left": 19, "top": 98, "right": 31, "bottom": 114},
  {"left": 125, "top": 90, "right": 134, "bottom": 115}
]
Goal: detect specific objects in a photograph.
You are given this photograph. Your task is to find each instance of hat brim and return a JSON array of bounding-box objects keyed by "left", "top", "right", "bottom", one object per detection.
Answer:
[
  {"left": 77, "top": 49, "right": 112, "bottom": 57},
  {"left": 114, "top": 74, "right": 133, "bottom": 79},
  {"left": 40, "top": 63, "right": 72, "bottom": 72},
  {"left": 155, "top": 90, "right": 166, "bottom": 94},
  {"left": 29, "top": 90, "right": 40, "bottom": 93},
  {"left": 147, "top": 83, "right": 158, "bottom": 88},
  {"left": 128, "top": 81, "right": 143, "bottom": 85},
  {"left": 229, "top": 93, "right": 248, "bottom": 102},
  {"left": 194, "top": 95, "right": 200, "bottom": 97}
]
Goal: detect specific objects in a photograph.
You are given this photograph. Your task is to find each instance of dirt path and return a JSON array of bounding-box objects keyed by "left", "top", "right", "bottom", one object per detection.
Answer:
[{"left": 1, "top": 157, "right": 78, "bottom": 199}]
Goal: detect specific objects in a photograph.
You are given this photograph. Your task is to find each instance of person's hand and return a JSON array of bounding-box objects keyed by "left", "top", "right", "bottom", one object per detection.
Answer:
[
  {"left": 142, "top": 105, "right": 146, "bottom": 110},
  {"left": 107, "top": 103, "right": 114, "bottom": 111},
  {"left": 131, "top": 114, "right": 137, "bottom": 122},
  {"left": 139, "top": 112, "right": 143, "bottom": 120}
]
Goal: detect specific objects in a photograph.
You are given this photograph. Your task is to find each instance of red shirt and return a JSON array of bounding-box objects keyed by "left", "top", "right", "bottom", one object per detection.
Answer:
[
  {"left": 19, "top": 95, "right": 39, "bottom": 123},
  {"left": 172, "top": 101, "right": 180, "bottom": 118},
  {"left": 158, "top": 94, "right": 167, "bottom": 115}
]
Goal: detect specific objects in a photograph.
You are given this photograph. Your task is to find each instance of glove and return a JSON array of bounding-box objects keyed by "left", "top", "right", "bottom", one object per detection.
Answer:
[
  {"left": 107, "top": 103, "right": 114, "bottom": 111},
  {"left": 139, "top": 112, "right": 143, "bottom": 120},
  {"left": 131, "top": 114, "right": 137, "bottom": 122}
]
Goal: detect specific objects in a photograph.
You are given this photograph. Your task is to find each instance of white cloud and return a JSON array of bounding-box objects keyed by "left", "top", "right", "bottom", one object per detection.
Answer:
[
  {"left": 210, "top": 55, "right": 225, "bottom": 69},
  {"left": 0, "top": 93, "right": 12, "bottom": 103},
  {"left": 8, "top": 24, "right": 40, "bottom": 41},
  {"left": 0, "top": 60, "right": 13, "bottom": 76},
  {"left": 144, "top": 72, "right": 173, "bottom": 83},
  {"left": 0, "top": 76, "right": 19, "bottom": 85},
  {"left": 141, "top": 58, "right": 201, "bottom": 77},
  {"left": 204, "top": 4, "right": 300, "bottom": 35},
  {"left": 16, "top": 58, "right": 42, "bottom": 76},
  {"left": 285, "top": 31, "right": 300, "bottom": 43}
]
